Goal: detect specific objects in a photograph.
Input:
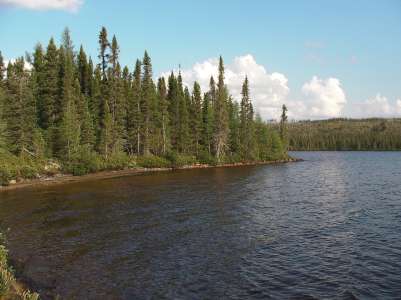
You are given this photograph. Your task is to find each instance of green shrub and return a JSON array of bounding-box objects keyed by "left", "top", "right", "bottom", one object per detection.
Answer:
[
  {"left": 101, "top": 152, "right": 135, "bottom": 170},
  {"left": 198, "top": 151, "right": 218, "bottom": 165},
  {"left": 165, "top": 152, "right": 197, "bottom": 168},
  {"left": 136, "top": 155, "right": 171, "bottom": 168},
  {"left": 63, "top": 147, "right": 102, "bottom": 176}
]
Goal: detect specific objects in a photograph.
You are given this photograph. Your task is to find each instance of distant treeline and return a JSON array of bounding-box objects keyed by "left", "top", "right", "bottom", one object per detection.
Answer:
[
  {"left": 285, "top": 118, "right": 401, "bottom": 151},
  {"left": 0, "top": 27, "right": 289, "bottom": 184}
]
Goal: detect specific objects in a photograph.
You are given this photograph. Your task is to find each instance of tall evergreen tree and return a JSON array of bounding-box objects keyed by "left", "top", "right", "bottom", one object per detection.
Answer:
[
  {"left": 213, "top": 56, "right": 229, "bottom": 162},
  {"left": 140, "top": 51, "right": 153, "bottom": 155},
  {"left": 98, "top": 27, "right": 109, "bottom": 79},
  {"left": 127, "top": 59, "right": 141, "bottom": 154},
  {"left": 191, "top": 81, "right": 203, "bottom": 155},
  {"left": 167, "top": 72, "right": 180, "bottom": 151},
  {"left": 4, "top": 58, "right": 37, "bottom": 154},
  {"left": 157, "top": 77, "right": 169, "bottom": 155},
  {"left": 40, "top": 38, "right": 59, "bottom": 130},
  {"left": 239, "top": 77, "right": 256, "bottom": 160},
  {"left": 201, "top": 92, "right": 214, "bottom": 154},
  {"left": 280, "top": 104, "right": 288, "bottom": 150}
]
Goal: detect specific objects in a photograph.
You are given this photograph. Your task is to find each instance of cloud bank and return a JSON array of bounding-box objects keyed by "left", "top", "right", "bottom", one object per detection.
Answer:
[
  {"left": 160, "top": 54, "right": 400, "bottom": 120},
  {"left": 161, "top": 54, "right": 351, "bottom": 120},
  {"left": 0, "top": 0, "right": 83, "bottom": 12}
]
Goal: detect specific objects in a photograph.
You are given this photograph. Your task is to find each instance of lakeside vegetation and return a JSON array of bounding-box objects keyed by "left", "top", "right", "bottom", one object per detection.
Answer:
[
  {"left": 0, "top": 27, "right": 289, "bottom": 186},
  {"left": 286, "top": 118, "right": 401, "bottom": 151},
  {"left": 0, "top": 233, "right": 39, "bottom": 300}
]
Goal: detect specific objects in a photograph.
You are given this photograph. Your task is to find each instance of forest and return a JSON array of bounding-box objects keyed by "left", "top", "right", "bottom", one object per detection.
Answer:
[
  {"left": 286, "top": 118, "right": 401, "bottom": 151},
  {"left": 0, "top": 27, "right": 288, "bottom": 186}
]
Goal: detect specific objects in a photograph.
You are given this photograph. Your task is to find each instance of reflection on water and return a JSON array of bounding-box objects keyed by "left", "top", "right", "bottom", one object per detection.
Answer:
[{"left": 1, "top": 152, "right": 401, "bottom": 299}]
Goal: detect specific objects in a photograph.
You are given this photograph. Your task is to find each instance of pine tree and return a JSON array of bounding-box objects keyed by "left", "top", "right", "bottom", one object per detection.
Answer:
[
  {"left": 213, "top": 56, "right": 229, "bottom": 162},
  {"left": 75, "top": 78, "right": 95, "bottom": 148},
  {"left": 4, "top": 58, "right": 37, "bottom": 154},
  {"left": 98, "top": 27, "right": 110, "bottom": 79},
  {"left": 77, "top": 45, "right": 90, "bottom": 96},
  {"left": 239, "top": 77, "right": 256, "bottom": 160},
  {"left": 157, "top": 77, "right": 169, "bottom": 155},
  {"left": 61, "top": 27, "right": 74, "bottom": 58},
  {"left": 228, "top": 96, "right": 240, "bottom": 156},
  {"left": 179, "top": 86, "right": 191, "bottom": 153},
  {"left": 98, "top": 98, "right": 113, "bottom": 157},
  {"left": 0, "top": 85, "right": 7, "bottom": 149},
  {"left": 201, "top": 92, "right": 214, "bottom": 154},
  {"left": 141, "top": 51, "right": 153, "bottom": 155},
  {"left": 127, "top": 59, "right": 141, "bottom": 154},
  {"left": 41, "top": 38, "right": 59, "bottom": 130},
  {"left": 167, "top": 72, "right": 180, "bottom": 151},
  {"left": 60, "top": 89, "right": 80, "bottom": 160},
  {"left": 0, "top": 51, "right": 5, "bottom": 83},
  {"left": 191, "top": 81, "right": 203, "bottom": 155},
  {"left": 280, "top": 104, "right": 288, "bottom": 151}
]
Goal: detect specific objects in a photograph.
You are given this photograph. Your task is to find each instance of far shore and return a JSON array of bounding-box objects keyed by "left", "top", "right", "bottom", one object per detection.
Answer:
[{"left": 0, "top": 158, "right": 301, "bottom": 192}]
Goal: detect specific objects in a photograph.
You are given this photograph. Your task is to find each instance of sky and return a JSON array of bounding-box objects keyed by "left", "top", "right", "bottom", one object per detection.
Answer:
[{"left": 0, "top": 0, "right": 401, "bottom": 120}]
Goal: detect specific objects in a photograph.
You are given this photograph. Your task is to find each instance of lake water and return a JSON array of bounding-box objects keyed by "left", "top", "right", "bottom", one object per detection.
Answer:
[{"left": 1, "top": 152, "right": 401, "bottom": 299}]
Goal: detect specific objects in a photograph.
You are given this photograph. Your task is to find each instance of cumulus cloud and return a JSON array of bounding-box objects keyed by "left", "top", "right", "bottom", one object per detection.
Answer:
[
  {"left": 163, "top": 54, "right": 397, "bottom": 120},
  {"left": 350, "top": 94, "right": 401, "bottom": 118},
  {"left": 301, "top": 76, "right": 347, "bottom": 119},
  {"left": 161, "top": 54, "right": 290, "bottom": 120},
  {"left": 0, "top": 0, "right": 83, "bottom": 12}
]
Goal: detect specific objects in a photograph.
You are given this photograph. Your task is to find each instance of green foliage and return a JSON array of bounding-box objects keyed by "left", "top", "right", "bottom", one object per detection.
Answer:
[
  {"left": 62, "top": 146, "right": 102, "bottom": 176},
  {"left": 0, "top": 232, "right": 40, "bottom": 299},
  {"left": 136, "top": 155, "right": 171, "bottom": 168},
  {"left": 165, "top": 151, "right": 196, "bottom": 168},
  {"left": 0, "top": 27, "right": 293, "bottom": 184},
  {"left": 287, "top": 118, "right": 401, "bottom": 150},
  {"left": 0, "top": 149, "right": 45, "bottom": 186},
  {"left": 197, "top": 150, "right": 218, "bottom": 165},
  {"left": 101, "top": 152, "right": 135, "bottom": 170}
]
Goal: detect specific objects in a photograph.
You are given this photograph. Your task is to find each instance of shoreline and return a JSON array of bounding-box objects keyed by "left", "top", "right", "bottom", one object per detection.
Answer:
[{"left": 0, "top": 158, "right": 301, "bottom": 192}]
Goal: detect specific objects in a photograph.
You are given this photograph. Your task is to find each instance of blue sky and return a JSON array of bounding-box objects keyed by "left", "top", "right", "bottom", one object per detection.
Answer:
[{"left": 0, "top": 0, "right": 401, "bottom": 119}]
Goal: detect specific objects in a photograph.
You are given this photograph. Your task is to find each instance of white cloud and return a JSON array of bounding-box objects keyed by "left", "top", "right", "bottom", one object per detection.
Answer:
[
  {"left": 0, "top": 0, "right": 83, "bottom": 11},
  {"left": 161, "top": 54, "right": 290, "bottom": 120},
  {"left": 350, "top": 94, "right": 401, "bottom": 118},
  {"left": 301, "top": 76, "right": 347, "bottom": 119},
  {"left": 161, "top": 55, "right": 352, "bottom": 120},
  {"left": 160, "top": 54, "right": 399, "bottom": 121}
]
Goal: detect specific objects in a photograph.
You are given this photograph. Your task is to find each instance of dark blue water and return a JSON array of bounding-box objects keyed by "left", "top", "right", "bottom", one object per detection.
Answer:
[{"left": 1, "top": 152, "right": 401, "bottom": 299}]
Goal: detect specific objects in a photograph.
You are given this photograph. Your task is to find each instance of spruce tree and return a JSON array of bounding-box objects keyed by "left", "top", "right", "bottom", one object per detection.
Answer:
[
  {"left": 0, "top": 51, "right": 5, "bottom": 83},
  {"left": 127, "top": 59, "right": 141, "bottom": 154},
  {"left": 213, "top": 56, "right": 229, "bottom": 162},
  {"left": 191, "top": 81, "right": 203, "bottom": 155},
  {"left": 60, "top": 89, "right": 80, "bottom": 160},
  {"left": 0, "top": 85, "right": 7, "bottom": 150},
  {"left": 239, "top": 77, "right": 256, "bottom": 160},
  {"left": 98, "top": 27, "right": 110, "bottom": 79},
  {"left": 157, "top": 77, "right": 169, "bottom": 155},
  {"left": 4, "top": 58, "right": 37, "bottom": 155},
  {"left": 141, "top": 51, "right": 153, "bottom": 155},
  {"left": 280, "top": 104, "right": 288, "bottom": 151},
  {"left": 228, "top": 96, "right": 240, "bottom": 157},
  {"left": 41, "top": 38, "right": 59, "bottom": 130},
  {"left": 167, "top": 72, "right": 180, "bottom": 151},
  {"left": 179, "top": 86, "right": 191, "bottom": 153},
  {"left": 77, "top": 45, "right": 90, "bottom": 95},
  {"left": 201, "top": 92, "right": 214, "bottom": 154}
]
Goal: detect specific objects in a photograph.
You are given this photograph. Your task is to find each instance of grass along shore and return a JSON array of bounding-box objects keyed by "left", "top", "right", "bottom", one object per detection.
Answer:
[
  {"left": 0, "top": 154, "right": 299, "bottom": 192},
  {"left": 0, "top": 233, "right": 39, "bottom": 300}
]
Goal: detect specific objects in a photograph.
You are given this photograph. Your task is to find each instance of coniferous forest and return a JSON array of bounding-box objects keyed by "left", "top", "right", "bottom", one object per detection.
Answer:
[
  {"left": 285, "top": 118, "right": 401, "bottom": 151},
  {"left": 0, "top": 27, "right": 288, "bottom": 185}
]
